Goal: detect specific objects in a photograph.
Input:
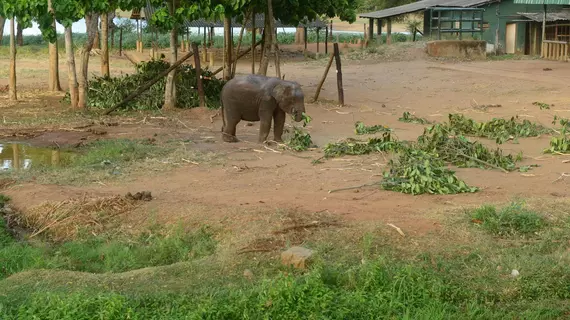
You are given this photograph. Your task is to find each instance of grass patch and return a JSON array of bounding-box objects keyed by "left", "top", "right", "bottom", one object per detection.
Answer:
[
  {"left": 470, "top": 202, "right": 546, "bottom": 237},
  {"left": 0, "top": 223, "right": 216, "bottom": 279}
]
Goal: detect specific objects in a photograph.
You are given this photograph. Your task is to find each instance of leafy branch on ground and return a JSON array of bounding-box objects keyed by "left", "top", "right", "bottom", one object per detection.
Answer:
[
  {"left": 545, "top": 116, "right": 570, "bottom": 154},
  {"left": 285, "top": 113, "right": 315, "bottom": 151},
  {"left": 323, "top": 133, "right": 405, "bottom": 158},
  {"left": 398, "top": 112, "right": 433, "bottom": 125},
  {"left": 64, "top": 59, "right": 226, "bottom": 111},
  {"left": 354, "top": 121, "right": 392, "bottom": 135},
  {"left": 533, "top": 101, "right": 551, "bottom": 110},
  {"left": 444, "top": 114, "right": 551, "bottom": 144}
]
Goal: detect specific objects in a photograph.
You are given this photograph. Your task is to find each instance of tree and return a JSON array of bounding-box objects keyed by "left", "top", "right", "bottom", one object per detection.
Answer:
[
  {"left": 0, "top": 17, "right": 5, "bottom": 46},
  {"left": 47, "top": 0, "right": 62, "bottom": 91},
  {"left": 1, "top": 0, "right": 56, "bottom": 101}
]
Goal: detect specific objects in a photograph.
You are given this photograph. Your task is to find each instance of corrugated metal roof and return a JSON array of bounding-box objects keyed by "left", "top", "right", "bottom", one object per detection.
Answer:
[
  {"left": 518, "top": 11, "right": 570, "bottom": 21},
  {"left": 360, "top": 0, "right": 497, "bottom": 19},
  {"left": 141, "top": 1, "right": 326, "bottom": 28},
  {"left": 514, "top": 0, "right": 570, "bottom": 4}
]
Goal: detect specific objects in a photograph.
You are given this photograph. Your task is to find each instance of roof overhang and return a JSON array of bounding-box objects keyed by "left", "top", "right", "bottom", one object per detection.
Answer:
[
  {"left": 359, "top": 0, "right": 499, "bottom": 20},
  {"left": 518, "top": 11, "right": 570, "bottom": 21},
  {"left": 513, "top": 0, "right": 570, "bottom": 4}
]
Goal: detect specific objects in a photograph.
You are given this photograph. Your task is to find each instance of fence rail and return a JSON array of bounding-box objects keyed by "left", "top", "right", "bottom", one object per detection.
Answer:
[{"left": 542, "top": 40, "right": 569, "bottom": 62}]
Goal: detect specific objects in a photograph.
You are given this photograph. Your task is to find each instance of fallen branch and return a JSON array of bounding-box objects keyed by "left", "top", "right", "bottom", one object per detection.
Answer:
[
  {"left": 387, "top": 223, "right": 405, "bottom": 237},
  {"left": 328, "top": 182, "right": 380, "bottom": 194},
  {"left": 457, "top": 152, "right": 509, "bottom": 173}
]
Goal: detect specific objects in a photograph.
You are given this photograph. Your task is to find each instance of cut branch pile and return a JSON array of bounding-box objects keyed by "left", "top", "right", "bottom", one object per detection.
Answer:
[{"left": 65, "top": 60, "right": 226, "bottom": 111}]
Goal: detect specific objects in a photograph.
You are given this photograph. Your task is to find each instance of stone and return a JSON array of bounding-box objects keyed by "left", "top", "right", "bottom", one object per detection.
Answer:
[
  {"left": 511, "top": 269, "right": 520, "bottom": 278},
  {"left": 281, "top": 246, "right": 314, "bottom": 269},
  {"left": 243, "top": 269, "right": 254, "bottom": 280}
]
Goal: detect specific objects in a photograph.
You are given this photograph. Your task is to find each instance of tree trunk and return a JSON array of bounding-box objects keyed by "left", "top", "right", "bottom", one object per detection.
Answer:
[
  {"left": 48, "top": 0, "right": 62, "bottom": 91},
  {"left": 257, "top": 0, "right": 274, "bottom": 76},
  {"left": 9, "top": 18, "right": 17, "bottom": 100},
  {"left": 65, "top": 26, "right": 79, "bottom": 108},
  {"left": 163, "top": 0, "right": 178, "bottom": 110},
  {"left": 101, "top": 11, "right": 110, "bottom": 77},
  {"left": 78, "top": 13, "right": 99, "bottom": 109},
  {"left": 0, "top": 17, "right": 5, "bottom": 46},
  {"left": 16, "top": 22, "right": 23, "bottom": 46},
  {"left": 223, "top": 15, "right": 232, "bottom": 80}
]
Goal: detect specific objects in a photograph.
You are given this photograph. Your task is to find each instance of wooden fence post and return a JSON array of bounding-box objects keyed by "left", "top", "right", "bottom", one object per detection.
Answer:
[
  {"left": 333, "top": 43, "right": 344, "bottom": 106},
  {"left": 192, "top": 43, "right": 206, "bottom": 108},
  {"left": 313, "top": 52, "right": 335, "bottom": 102}
]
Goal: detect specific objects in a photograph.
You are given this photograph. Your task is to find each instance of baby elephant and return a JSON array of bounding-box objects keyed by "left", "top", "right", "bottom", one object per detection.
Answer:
[{"left": 220, "top": 74, "right": 306, "bottom": 143}]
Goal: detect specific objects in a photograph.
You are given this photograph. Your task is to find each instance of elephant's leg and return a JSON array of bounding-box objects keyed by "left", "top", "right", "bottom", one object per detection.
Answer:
[
  {"left": 222, "top": 116, "right": 240, "bottom": 143},
  {"left": 273, "top": 109, "right": 286, "bottom": 142},
  {"left": 258, "top": 109, "right": 273, "bottom": 143}
]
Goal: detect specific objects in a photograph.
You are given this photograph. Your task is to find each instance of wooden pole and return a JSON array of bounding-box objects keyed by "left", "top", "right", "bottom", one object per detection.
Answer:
[
  {"left": 304, "top": 27, "right": 308, "bottom": 51},
  {"left": 368, "top": 18, "right": 374, "bottom": 45},
  {"left": 541, "top": 4, "right": 547, "bottom": 57},
  {"left": 192, "top": 43, "right": 205, "bottom": 108},
  {"left": 213, "top": 39, "right": 262, "bottom": 75},
  {"left": 274, "top": 42, "right": 281, "bottom": 78},
  {"left": 325, "top": 26, "right": 328, "bottom": 54},
  {"left": 232, "top": 13, "right": 248, "bottom": 78},
  {"left": 312, "top": 52, "right": 334, "bottom": 102},
  {"left": 119, "top": 28, "right": 123, "bottom": 56},
  {"left": 252, "top": 11, "right": 256, "bottom": 74},
  {"left": 333, "top": 43, "right": 344, "bottom": 106},
  {"left": 387, "top": 18, "right": 392, "bottom": 45},
  {"left": 104, "top": 51, "right": 195, "bottom": 115},
  {"left": 317, "top": 27, "right": 320, "bottom": 53}
]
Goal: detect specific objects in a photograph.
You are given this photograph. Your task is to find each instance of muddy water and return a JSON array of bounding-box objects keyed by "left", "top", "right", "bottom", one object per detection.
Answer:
[{"left": 0, "top": 143, "right": 74, "bottom": 171}]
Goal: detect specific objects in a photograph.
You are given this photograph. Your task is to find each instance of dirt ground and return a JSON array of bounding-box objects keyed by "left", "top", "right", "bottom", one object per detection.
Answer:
[{"left": 2, "top": 44, "right": 570, "bottom": 237}]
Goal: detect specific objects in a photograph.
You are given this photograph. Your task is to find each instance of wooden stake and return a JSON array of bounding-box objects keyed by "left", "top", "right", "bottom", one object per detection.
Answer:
[
  {"left": 119, "top": 28, "right": 123, "bottom": 56},
  {"left": 104, "top": 51, "right": 195, "bottom": 115},
  {"left": 312, "top": 52, "right": 334, "bottom": 102},
  {"left": 333, "top": 43, "right": 344, "bottom": 106},
  {"left": 274, "top": 42, "right": 281, "bottom": 78},
  {"left": 192, "top": 43, "right": 205, "bottom": 108},
  {"left": 209, "top": 52, "right": 214, "bottom": 68}
]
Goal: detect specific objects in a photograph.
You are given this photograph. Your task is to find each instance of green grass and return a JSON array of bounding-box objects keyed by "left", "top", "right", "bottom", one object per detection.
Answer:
[
  {"left": 0, "top": 222, "right": 216, "bottom": 279},
  {"left": 470, "top": 202, "right": 546, "bottom": 237}
]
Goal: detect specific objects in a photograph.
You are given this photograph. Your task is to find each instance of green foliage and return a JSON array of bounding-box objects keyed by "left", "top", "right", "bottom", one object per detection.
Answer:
[
  {"left": 444, "top": 114, "right": 551, "bottom": 144},
  {"left": 286, "top": 113, "right": 314, "bottom": 151},
  {"left": 417, "top": 124, "right": 521, "bottom": 171},
  {"left": 323, "top": 133, "right": 405, "bottom": 158},
  {"left": 398, "top": 111, "right": 432, "bottom": 125},
  {"left": 73, "top": 139, "right": 166, "bottom": 166},
  {"left": 533, "top": 101, "right": 551, "bottom": 110},
  {"left": 470, "top": 202, "right": 545, "bottom": 237},
  {"left": 286, "top": 128, "right": 314, "bottom": 151},
  {"left": 0, "top": 225, "right": 216, "bottom": 279},
  {"left": 0, "top": 195, "right": 9, "bottom": 209},
  {"left": 544, "top": 134, "right": 570, "bottom": 154},
  {"left": 381, "top": 149, "right": 478, "bottom": 195},
  {"left": 354, "top": 121, "right": 391, "bottom": 135},
  {"left": 66, "top": 59, "right": 225, "bottom": 110},
  {"left": 0, "top": 195, "right": 13, "bottom": 247}
]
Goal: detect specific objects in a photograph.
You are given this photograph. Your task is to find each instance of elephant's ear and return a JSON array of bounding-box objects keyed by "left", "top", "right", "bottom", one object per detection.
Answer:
[{"left": 272, "top": 83, "right": 293, "bottom": 112}]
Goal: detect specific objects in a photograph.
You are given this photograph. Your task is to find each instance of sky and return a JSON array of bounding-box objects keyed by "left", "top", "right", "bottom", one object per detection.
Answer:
[{"left": 2, "top": 19, "right": 88, "bottom": 36}]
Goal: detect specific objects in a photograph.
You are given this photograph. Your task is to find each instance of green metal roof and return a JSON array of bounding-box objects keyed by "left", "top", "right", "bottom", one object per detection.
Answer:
[{"left": 513, "top": 0, "right": 570, "bottom": 4}]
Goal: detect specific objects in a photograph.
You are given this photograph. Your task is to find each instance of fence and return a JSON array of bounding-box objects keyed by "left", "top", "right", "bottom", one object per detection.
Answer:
[{"left": 542, "top": 40, "right": 569, "bottom": 62}]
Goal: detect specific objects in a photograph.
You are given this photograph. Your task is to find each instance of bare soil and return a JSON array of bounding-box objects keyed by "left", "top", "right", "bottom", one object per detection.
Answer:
[{"left": 2, "top": 44, "right": 570, "bottom": 238}]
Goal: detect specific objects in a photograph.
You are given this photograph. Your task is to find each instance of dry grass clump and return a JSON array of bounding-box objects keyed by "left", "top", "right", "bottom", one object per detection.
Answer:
[{"left": 13, "top": 195, "right": 138, "bottom": 242}]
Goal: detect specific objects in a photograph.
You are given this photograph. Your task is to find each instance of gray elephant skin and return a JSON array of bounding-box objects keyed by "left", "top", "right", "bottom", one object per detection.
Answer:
[{"left": 220, "top": 74, "right": 306, "bottom": 143}]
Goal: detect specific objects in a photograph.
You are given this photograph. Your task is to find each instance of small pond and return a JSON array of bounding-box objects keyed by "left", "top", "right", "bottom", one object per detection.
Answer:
[{"left": 0, "top": 143, "right": 75, "bottom": 171}]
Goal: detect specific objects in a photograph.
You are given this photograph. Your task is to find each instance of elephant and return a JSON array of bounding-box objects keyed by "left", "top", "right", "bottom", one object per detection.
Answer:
[{"left": 220, "top": 74, "right": 306, "bottom": 143}]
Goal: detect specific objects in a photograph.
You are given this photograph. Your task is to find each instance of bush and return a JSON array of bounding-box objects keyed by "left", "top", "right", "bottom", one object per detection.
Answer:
[{"left": 471, "top": 202, "right": 545, "bottom": 237}]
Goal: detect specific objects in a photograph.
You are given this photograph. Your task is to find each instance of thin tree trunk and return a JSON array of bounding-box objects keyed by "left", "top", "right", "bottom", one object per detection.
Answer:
[
  {"left": 0, "top": 17, "right": 5, "bottom": 46},
  {"left": 16, "top": 22, "right": 23, "bottom": 46},
  {"left": 101, "top": 11, "right": 110, "bottom": 77},
  {"left": 65, "top": 26, "right": 78, "bottom": 108},
  {"left": 48, "top": 0, "right": 62, "bottom": 91},
  {"left": 257, "top": 0, "right": 274, "bottom": 76},
  {"left": 78, "top": 13, "right": 99, "bottom": 109},
  {"left": 163, "top": 0, "right": 178, "bottom": 110},
  {"left": 223, "top": 15, "right": 232, "bottom": 80},
  {"left": 9, "top": 18, "right": 17, "bottom": 100},
  {"left": 231, "top": 12, "right": 248, "bottom": 78}
]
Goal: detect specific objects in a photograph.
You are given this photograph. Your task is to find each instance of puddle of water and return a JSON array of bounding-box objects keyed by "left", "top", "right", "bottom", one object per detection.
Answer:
[{"left": 0, "top": 143, "right": 75, "bottom": 171}]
